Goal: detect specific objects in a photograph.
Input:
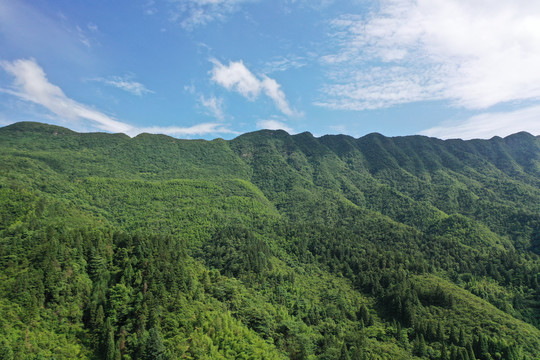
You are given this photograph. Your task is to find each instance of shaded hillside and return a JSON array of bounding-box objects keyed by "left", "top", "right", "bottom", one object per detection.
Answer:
[{"left": 1, "top": 122, "right": 539, "bottom": 359}]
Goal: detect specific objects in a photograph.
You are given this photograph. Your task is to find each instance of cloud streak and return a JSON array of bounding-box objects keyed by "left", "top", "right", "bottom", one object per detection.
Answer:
[
  {"left": 139, "top": 123, "right": 237, "bottom": 136},
  {"left": 256, "top": 119, "right": 294, "bottom": 133},
  {"left": 170, "top": 0, "right": 255, "bottom": 30},
  {"left": 0, "top": 0, "right": 93, "bottom": 63},
  {"left": 0, "top": 58, "right": 234, "bottom": 137},
  {"left": 319, "top": 0, "right": 540, "bottom": 111},
  {"left": 421, "top": 106, "right": 540, "bottom": 140},
  {"left": 91, "top": 76, "right": 154, "bottom": 96},
  {"left": 199, "top": 95, "right": 225, "bottom": 120},
  {"left": 263, "top": 55, "right": 307, "bottom": 73},
  {"left": 1, "top": 58, "right": 133, "bottom": 133},
  {"left": 210, "top": 59, "right": 299, "bottom": 116}
]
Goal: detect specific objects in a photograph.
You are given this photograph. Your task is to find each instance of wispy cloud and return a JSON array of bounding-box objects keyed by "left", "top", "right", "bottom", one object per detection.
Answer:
[
  {"left": 256, "top": 118, "right": 294, "bottom": 133},
  {"left": 0, "top": 0, "right": 91, "bottom": 61},
  {"left": 328, "top": 124, "right": 347, "bottom": 134},
  {"left": 319, "top": 0, "right": 540, "bottom": 111},
  {"left": 199, "top": 95, "right": 225, "bottom": 120},
  {"left": 140, "top": 123, "right": 237, "bottom": 137},
  {"left": 421, "top": 105, "right": 540, "bottom": 140},
  {"left": 90, "top": 75, "right": 154, "bottom": 96},
  {"left": 87, "top": 22, "right": 99, "bottom": 32},
  {"left": 184, "top": 84, "right": 228, "bottom": 120},
  {"left": 144, "top": 0, "right": 158, "bottom": 15},
  {"left": 0, "top": 58, "right": 133, "bottom": 133},
  {"left": 169, "top": 0, "right": 256, "bottom": 30},
  {"left": 0, "top": 58, "right": 234, "bottom": 137},
  {"left": 282, "top": 0, "right": 336, "bottom": 12},
  {"left": 210, "top": 59, "right": 300, "bottom": 116},
  {"left": 1, "top": 1, "right": 96, "bottom": 52},
  {"left": 76, "top": 25, "right": 92, "bottom": 48},
  {"left": 263, "top": 55, "right": 307, "bottom": 73}
]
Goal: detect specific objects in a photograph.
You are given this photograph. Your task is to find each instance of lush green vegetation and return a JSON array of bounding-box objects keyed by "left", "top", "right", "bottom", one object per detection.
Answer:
[{"left": 1, "top": 121, "right": 539, "bottom": 359}]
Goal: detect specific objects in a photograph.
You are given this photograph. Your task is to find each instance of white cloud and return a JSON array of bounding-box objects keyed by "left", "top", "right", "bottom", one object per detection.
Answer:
[
  {"left": 199, "top": 95, "right": 225, "bottom": 120},
  {"left": 282, "top": 0, "right": 336, "bottom": 11},
  {"left": 139, "top": 122, "right": 237, "bottom": 137},
  {"left": 211, "top": 59, "right": 261, "bottom": 99},
  {"left": 263, "top": 55, "right": 307, "bottom": 73},
  {"left": 184, "top": 84, "right": 196, "bottom": 94},
  {"left": 210, "top": 59, "right": 299, "bottom": 116},
  {"left": 315, "top": 66, "right": 444, "bottom": 110},
  {"left": 91, "top": 76, "right": 154, "bottom": 96},
  {"left": 256, "top": 119, "right": 294, "bottom": 133},
  {"left": 144, "top": 0, "right": 158, "bottom": 15},
  {"left": 421, "top": 105, "right": 540, "bottom": 140},
  {"left": 0, "top": 58, "right": 134, "bottom": 133},
  {"left": 0, "top": 58, "right": 234, "bottom": 137},
  {"left": 260, "top": 76, "right": 296, "bottom": 116},
  {"left": 76, "top": 25, "right": 92, "bottom": 48},
  {"left": 170, "top": 0, "right": 255, "bottom": 30},
  {"left": 328, "top": 124, "right": 347, "bottom": 134},
  {"left": 87, "top": 22, "right": 99, "bottom": 32},
  {"left": 319, "top": 0, "right": 540, "bottom": 111}
]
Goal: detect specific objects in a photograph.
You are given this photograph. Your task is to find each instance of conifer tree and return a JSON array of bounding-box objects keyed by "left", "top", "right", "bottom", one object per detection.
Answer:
[
  {"left": 144, "top": 327, "right": 168, "bottom": 360},
  {"left": 0, "top": 340, "right": 14, "bottom": 360}
]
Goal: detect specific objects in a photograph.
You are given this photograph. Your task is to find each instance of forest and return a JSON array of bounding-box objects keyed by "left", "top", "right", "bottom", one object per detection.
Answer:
[{"left": 0, "top": 121, "right": 539, "bottom": 359}]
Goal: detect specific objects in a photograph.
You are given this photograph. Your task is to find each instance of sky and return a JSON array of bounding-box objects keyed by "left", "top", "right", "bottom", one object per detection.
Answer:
[{"left": 1, "top": 0, "right": 540, "bottom": 140}]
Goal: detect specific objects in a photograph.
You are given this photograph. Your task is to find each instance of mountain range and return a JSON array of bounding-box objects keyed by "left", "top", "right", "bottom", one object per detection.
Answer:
[{"left": 0, "top": 121, "right": 539, "bottom": 359}]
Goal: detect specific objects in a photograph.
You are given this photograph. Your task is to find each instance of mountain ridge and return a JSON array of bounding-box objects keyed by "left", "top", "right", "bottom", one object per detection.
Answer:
[{"left": 3, "top": 120, "right": 538, "bottom": 141}]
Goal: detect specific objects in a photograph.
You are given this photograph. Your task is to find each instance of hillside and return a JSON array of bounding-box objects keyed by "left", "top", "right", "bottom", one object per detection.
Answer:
[{"left": 0, "top": 121, "right": 539, "bottom": 359}]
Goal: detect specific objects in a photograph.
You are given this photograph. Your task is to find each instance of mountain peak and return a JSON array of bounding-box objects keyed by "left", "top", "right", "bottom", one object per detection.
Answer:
[{"left": 2, "top": 121, "right": 76, "bottom": 135}]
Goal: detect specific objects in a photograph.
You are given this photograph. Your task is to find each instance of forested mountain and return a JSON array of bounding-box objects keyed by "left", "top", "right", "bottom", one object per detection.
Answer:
[{"left": 1, "top": 121, "right": 539, "bottom": 360}]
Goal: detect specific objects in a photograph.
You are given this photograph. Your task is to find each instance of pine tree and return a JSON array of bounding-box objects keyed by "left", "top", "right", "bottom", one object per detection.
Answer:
[
  {"left": 467, "top": 343, "right": 476, "bottom": 360},
  {"left": 105, "top": 319, "right": 116, "bottom": 360},
  {"left": 339, "top": 342, "right": 351, "bottom": 360},
  {"left": 413, "top": 334, "right": 427, "bottom": 357},
  {"left": 437, "top": 321, "right": 445, "bottom": 343},
  {"left": 358, "top": 305, "right": 370, "bottom": 326},
  {"left": 449, "top": 326, "right": 457, "bottom": 345},
  {"left": 0, "top": 340, "right": 14, "bottom": 360},
  {"left": 450, "top": 346, "right": 458, "bottom": 360},
  {"left": 144, "top": 327, "right": 168, "bottom": 360},
  {"left": 473, "top": 334, "right": 489, "bottom": 360},
  {"left": 440, "top": 343, "right": 449, "bottom": 360},
  {"left": 458, "top": 328, "right": 466, "bottom": 347}
]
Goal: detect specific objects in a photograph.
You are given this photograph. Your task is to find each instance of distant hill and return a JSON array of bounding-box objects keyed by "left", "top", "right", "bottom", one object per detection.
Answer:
[{"left": 1, "top": 121, "right": 539, "bottom": 359}]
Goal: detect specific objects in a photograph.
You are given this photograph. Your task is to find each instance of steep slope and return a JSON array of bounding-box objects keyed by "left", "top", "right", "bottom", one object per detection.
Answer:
[{"left": 231, "top": 129, "right": 540, "bottom": 250}]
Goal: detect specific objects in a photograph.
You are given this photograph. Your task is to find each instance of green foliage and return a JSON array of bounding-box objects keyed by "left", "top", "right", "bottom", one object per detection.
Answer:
[{"left": 1, "top": 122, "right": 540, "bottom": 359}]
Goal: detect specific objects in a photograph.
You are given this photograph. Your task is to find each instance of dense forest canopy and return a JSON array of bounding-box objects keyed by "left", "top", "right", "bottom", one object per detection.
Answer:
[{"left": 1, "top": 121, "right": 539, "bottom": 359}]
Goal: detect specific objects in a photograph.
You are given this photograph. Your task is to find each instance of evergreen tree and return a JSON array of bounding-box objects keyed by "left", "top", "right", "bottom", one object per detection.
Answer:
[
  {"left": 467, "top": 343, "right": 476, "bottom": 360},
  {"left": 144, "top": 327, "right": 168, "bottom": 360},
  {"left": 104, "top": 318, "right": 116, "bottom": 360},
  {"left": 458, "top": 328, "right": 466, "bottom": 347},
  {"left": 0, "top": 340, "right": 14, "bottom": 360},
  {"left": 413, "top": 334, "right": 427, "bottom": 357},
  {"left": 339, "top": 342, "right": 351, "bottom": 360},
  {"left": 441, "top": 343, "right": 449, "bottom": 360}
]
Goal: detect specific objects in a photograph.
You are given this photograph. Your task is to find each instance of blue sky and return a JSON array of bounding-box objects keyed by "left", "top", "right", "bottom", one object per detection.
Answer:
[{"left": 1, "top": 0, "right": 540, "bottom": 139}]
